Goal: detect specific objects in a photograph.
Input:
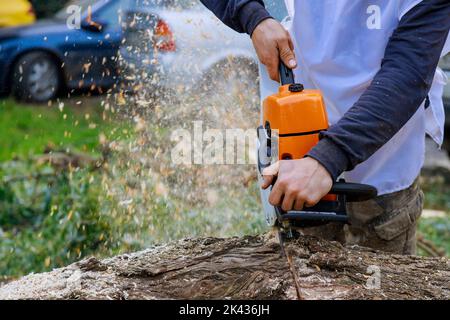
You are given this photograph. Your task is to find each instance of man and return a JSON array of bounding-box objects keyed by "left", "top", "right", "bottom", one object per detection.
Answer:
[{"left": 200, "top": 0, "right": 450, "bottom": 254}]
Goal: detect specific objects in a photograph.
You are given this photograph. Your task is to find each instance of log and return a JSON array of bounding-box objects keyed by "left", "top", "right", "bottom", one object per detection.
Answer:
[{"left": 0, "top": 233, "right": 448, "bottom": 300}]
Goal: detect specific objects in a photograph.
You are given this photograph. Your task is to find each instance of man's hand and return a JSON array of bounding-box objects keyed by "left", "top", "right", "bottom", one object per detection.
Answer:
[
  {"left": 251, "top": 18, "right": 297, "bottom": 82},
  {"left": 261, "top": 158, "right": 333, "bottom": 211}
]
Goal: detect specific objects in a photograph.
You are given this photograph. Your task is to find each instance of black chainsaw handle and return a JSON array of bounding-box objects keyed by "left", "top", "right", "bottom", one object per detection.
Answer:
[
  {"left": 279, "top": 60, "right": 295, "bottom": 85},
  {"left": 330, "top": 182, "right": 378, "bottom": 202},
  {"left": 257, "top": 155, "right": 377, "bottom": 203}
]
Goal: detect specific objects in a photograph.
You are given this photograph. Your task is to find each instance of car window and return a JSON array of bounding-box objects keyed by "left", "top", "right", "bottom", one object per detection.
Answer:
[
  {"left": 97, "top": 1, "right": 126, "bottom": 25},
  {"left": 54, "top": 0, "right": 100, "bottom": 19},
  {"left": 263, "top": 0, "right": 288, "bottom": 22}
]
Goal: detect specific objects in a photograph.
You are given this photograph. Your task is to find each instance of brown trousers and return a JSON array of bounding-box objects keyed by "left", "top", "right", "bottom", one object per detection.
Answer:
[{"left": 301, "top": 179, "right": 423, "bottom": 255}]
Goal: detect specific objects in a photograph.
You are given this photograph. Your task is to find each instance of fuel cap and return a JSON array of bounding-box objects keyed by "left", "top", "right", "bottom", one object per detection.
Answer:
[{"left": 288, "top": 83, "right": 304, "bottom": 92}]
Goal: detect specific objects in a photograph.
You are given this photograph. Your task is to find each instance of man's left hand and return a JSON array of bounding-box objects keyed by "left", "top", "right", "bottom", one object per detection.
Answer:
[{"left": 261, "top": 158, "right": 333, "bottom": 211}]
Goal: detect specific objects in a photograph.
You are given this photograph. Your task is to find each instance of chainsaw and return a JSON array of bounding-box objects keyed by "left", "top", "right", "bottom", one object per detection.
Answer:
[{"left": 257, "top": 61, "right": 378, "bottom": 240}]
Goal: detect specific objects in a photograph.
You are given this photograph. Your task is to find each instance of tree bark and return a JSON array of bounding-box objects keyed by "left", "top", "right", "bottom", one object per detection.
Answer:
[{"left": 0, "top": 233, "right": 448, "bottom": 300}]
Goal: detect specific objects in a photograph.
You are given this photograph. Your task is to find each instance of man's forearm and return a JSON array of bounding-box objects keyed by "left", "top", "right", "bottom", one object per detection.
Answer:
[
  {"left": 199, "top": 0, "right": 271, "bottom": 35},
  {"left": 308, "top": 0, "right": 450, "bottom": 181}
]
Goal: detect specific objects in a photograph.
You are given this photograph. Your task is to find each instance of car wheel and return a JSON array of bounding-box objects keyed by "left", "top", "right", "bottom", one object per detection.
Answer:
[{"left": 12, "top": 52, "right": 62, "bottom": 103}]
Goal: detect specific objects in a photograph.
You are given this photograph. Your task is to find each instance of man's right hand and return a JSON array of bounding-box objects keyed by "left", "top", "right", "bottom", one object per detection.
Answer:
[{"left": 251, "top": 18, "right": 297, "bottom": 82}]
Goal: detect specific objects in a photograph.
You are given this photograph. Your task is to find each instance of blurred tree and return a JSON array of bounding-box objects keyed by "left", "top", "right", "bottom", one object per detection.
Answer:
[{"left": 30, "top": 0, "right": 69, "bottom": 19}]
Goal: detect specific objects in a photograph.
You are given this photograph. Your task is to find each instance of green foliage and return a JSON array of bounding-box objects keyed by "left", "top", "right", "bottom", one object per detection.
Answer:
[
  {"left": 0, "top": 161, "right": 113, "bottom": 277},
  {"left": 0, "top": 98, "right": 131, "bottom": 277},
  {"left": 422, "top": 185, "right": 450, "bottom": 212},
  {"left": 418, "top": 216, "right": 450, "bottom": 256},
  {"left": 30, "top": 0, "right": 68, "bottom": 19},
  {"left": 420, "top": 170, "right": 450, "bottom": 212}
]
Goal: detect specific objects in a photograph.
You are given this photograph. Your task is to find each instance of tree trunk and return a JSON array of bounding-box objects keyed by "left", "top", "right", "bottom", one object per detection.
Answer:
[{"left": 0, "top": 233, "right": 448, "bottom": 300}]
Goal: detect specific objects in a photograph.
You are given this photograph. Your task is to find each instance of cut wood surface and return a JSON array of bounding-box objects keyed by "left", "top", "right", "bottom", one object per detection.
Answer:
[{"left": 0, "top": 234, "right": 448, "bottom": 300}]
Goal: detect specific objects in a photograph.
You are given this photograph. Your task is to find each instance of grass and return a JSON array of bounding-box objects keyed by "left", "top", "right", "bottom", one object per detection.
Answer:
[{"left": 0, "top": 98, "right": 122, "bottom": 161}]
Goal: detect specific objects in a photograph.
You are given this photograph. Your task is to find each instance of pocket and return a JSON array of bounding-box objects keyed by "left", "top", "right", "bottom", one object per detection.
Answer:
[{"left": 373, "top": 192, "right": 423, "bottom": 241}]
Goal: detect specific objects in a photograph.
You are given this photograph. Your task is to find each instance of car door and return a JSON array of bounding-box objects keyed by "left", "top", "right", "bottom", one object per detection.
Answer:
[{"left": 61, "top": 0, "right": 126, "bottom": 90}]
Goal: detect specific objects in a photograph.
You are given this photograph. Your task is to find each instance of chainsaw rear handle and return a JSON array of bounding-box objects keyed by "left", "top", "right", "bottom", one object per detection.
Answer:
[
  {"left": 259, "top": 169, "right": 377, "bottom": 203},
  {"left": 257, "top": 148, "right": 377, "bottom": 203},
  {"left": 279, "top": 60, "right": 295, "bottom": 85},
  {"left": 278, "top": 183, "right": 377, "bottom": 227},
  {"left": 330, "top": 181, "right": 377, "bottom": 202},
  {"left": 281, "top": 211, "right": 349, "bottom": 223}
]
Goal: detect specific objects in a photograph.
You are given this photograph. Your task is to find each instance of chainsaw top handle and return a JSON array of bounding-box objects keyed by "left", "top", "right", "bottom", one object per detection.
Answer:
[
  {"left": 330, "top": 181, "right": 377, "bottom": 202},
  {"left": 279, "top": 60, "right": 295, "bottom": 85}
]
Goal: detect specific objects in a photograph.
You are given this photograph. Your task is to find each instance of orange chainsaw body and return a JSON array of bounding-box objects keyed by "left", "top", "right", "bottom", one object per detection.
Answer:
[
  {"left": 263, "top": 84, "right": 329, "bottom": 161},
  {"left": 263, "top": 84, "right": 337, "bottom": 201}
]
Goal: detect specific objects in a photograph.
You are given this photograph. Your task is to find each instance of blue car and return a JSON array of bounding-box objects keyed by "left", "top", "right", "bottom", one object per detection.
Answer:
[{"left": 0, "top": 0, "right": 128, "bottom": 102}]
